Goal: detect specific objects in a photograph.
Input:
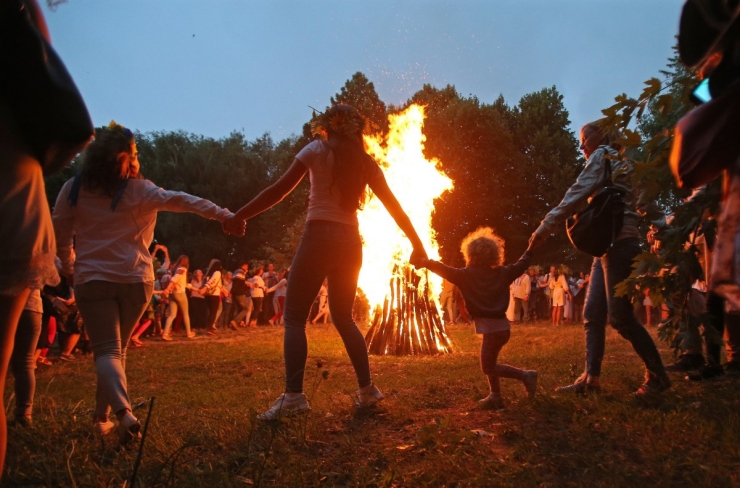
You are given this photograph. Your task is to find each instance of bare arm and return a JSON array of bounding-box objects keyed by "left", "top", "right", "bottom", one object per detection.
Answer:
[
  {"left": 234, "top": 159, "right": 308, "bottom": 221},
  {"left": 368, "top": 173, "right": 427, "bottom": 263}
]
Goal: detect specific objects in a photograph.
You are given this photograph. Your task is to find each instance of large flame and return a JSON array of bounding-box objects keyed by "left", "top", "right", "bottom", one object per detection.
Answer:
[{"left": 358, "top": 104, "right": 453, "bottom": 309}]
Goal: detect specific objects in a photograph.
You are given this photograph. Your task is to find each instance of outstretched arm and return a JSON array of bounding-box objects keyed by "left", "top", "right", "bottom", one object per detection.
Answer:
[
  {"left": 368, "top": 174, "right": 428, "bottom": 264},
  {"left": 224, "top": 159, "right": 308, "bottom": 234}
]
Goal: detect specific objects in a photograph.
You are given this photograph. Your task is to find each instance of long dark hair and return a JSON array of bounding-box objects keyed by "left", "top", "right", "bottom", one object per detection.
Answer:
[
  {"left": 80, "top": 122, "right": 136, "bottom": 198},
  {"left": 323, "top": 104, "right": 375, "bottom": 212},
  {"left": 171, "top": 255, "right": 190, "bottom": 271},
  {"left": 203, "top": 259, "right": 222, "bottom": 285}
]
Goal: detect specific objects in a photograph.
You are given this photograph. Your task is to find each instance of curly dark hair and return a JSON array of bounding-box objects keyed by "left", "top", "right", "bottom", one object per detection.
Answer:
[
  {"left": 80, "top": 122, "right": 136, "bottom": 198},
  {"left": 460, "top": 227, "right": 505, "bottom": 268}
]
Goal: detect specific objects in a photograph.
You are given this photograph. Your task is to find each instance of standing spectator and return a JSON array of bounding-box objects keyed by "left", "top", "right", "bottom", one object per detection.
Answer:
[
  {"left": 440, "top": 278, "right": 456, "bottom": 326},
  {"left": 572, "top": 272, "right": 588, "bottom": 324},
  {"left": 250, "top": 265, "right": 266, "bottom": 326},
  {"left": 229, "top": 263, "right": 253, "bottom": 329},
  {"left": 52, "top": 123, "right": 234, "bottom": 443},
  {"left": 548, "top": 268, "right": 571, "bottom": 327},
  {"left": 527, "top": 268, "right": 542, "bottom": 322},
  {"left": 188, "top": 269, "right": 207, "bottom": 330},
  {"left": 162, "top": 255, "right": 196, "bottom": 340},
  {"left": 312, "top": 281, "right": 330, "bottom": 324},
  {"left": 267, "top": 269, "right": 289, "bottom": 325},
  {"left": 264, "top": 263, "right": 278, "bottom": 322},
  {"left": 510, "top": 271, "right": 531, "bottom": 324},
  {"left": 200, "top": 259, "right": 223, "bottom": 336},
  {"left": 217, "top": 271, "right": 233, "bottom": 330}
]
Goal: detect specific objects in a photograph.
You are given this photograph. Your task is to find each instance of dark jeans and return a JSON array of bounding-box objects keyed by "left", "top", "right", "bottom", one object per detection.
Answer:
[
  {"left": 283, "top": 220, "right": 369, "bottom": 393},
  {"left": 11, "top": 310, "right": 42, "bottom": 420},
  {"left": 583, "top": 238, "right": 666, "bottom": 378},
  {"left": 204, "top": 295, "right": 220, "bottom": 331}
]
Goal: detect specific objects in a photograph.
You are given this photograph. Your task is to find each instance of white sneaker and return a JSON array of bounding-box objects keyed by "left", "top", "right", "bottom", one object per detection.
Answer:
[
  {"left": 356, "top": 383, "right": 385, "bottom": 408},
  {"left": 94, "top": 419, "right": 116, "bottom": 435},
  {"left": 257, "top": 393, "right": 310, "bottom": 421},
  {"left": 523, "top": 370, "right": 538, "bottom": 398}
]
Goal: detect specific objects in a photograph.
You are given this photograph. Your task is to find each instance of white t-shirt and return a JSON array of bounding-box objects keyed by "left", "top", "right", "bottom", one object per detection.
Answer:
[
  {"left": 295, "top": 140, "right": 383, "bottom": 226},
  {"left": 250, "top": 274, "right": 265, "bottom": 298}
]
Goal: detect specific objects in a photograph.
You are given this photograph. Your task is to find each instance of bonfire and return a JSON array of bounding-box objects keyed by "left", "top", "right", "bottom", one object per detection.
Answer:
[{"left": 358, "top": 105, "right": 454, "bottom": 355}]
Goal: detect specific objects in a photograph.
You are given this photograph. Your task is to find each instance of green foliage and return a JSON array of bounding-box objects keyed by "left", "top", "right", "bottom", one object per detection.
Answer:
[
  {"left": 330, "top": 72, "right": 389, "bottom": 135},
  {"left": 410, "top": 84, "right": 584, "bottom": 267}
]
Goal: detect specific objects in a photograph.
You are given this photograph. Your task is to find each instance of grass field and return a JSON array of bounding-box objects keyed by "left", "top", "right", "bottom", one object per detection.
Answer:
[{"left": 5, "top": 321, "right": 740, "bottom": 487}]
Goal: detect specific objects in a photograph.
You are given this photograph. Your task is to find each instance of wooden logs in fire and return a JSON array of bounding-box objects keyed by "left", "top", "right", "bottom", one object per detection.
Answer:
[{"left": 364, "top": 265, "right": 453, "bottom": 356}]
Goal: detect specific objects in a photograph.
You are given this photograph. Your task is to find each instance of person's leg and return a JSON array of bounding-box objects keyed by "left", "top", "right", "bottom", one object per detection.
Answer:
[
  {"left": 582, "top": 258, "right": 607, "bottom": 383},
  {"left": 163, "top": 297, "right": 179, "bottom": 338},
  {"left": 204, "top": 296, "right": 220, "bottom": 332},
  {"left": 61, "top": 332, "right": 80, "bottom": 357},
  {"left": 326, "top": 238, "right": 369, "bottom": 389},
  {"left": 603, "top": 239, "right": 669, "bottom": 391},
  {"left": 10, "top": 310, "right": 42, "bottom": 424},
  {"left": 76, "top": 281, "right": 151, "bottom": 422},
  {"left": 231, "top": 295, "right": 247, "bottom": 325},
  {"left": 281, "top": 225, "right": 334, "bottom": 393},
  {"left": 0, "top": 283, "right": 31, "bottom": 472}
]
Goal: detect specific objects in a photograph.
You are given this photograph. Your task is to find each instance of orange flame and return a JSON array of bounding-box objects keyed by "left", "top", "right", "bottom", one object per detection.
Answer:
[{"left": 358, "top": 104, "right": 453, "bottom": 309}]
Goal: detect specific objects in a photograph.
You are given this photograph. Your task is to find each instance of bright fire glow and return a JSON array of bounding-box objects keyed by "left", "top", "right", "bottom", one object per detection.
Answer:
[{"left": 358, "top": 104, "right": 453, "bottom": 309}]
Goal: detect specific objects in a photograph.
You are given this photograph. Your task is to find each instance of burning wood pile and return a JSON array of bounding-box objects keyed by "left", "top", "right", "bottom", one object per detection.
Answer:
[{"left": 364, "top": 264, "right": 452, "bottom": 356}]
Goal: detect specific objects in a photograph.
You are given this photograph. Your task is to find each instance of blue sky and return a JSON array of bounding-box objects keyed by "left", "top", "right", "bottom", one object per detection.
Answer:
[{"left": 44, "top": 0, "right": 684, "bottom": 141}]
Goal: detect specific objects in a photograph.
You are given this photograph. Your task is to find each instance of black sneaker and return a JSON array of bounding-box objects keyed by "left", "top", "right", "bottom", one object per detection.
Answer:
[
  {"left": 686, "top": 364, "right": 725, "bottom": 381},
  {"left": 724, "top": 361, "right": 740, "bottom": 377},
  {"left": 665, "top": 353, "right": 705, "bottom": 372}
]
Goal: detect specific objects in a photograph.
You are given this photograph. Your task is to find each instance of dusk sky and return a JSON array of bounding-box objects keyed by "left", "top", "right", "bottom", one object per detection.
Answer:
[{"left": 44, "top": 1, "right": 684, "bottom": 142}]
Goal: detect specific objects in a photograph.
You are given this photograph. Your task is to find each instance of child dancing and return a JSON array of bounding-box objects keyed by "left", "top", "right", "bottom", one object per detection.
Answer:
[{"left": 417, "top": 227, "right": 538, "bottom": 409}]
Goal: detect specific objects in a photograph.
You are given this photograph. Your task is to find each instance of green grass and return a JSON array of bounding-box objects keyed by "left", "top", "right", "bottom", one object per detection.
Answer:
[{"left": 5, "top": 322, "right": 740, "bottom": 487}]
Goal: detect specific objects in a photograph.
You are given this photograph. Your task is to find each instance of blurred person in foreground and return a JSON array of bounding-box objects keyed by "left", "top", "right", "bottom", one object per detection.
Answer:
[{"left": 672, "top": 0, "right": 740, "bottom": 376}]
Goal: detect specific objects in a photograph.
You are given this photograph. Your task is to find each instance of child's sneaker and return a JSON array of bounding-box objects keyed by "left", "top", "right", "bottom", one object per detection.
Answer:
[
  {"left": 478, "top": 394, "right": 506, "bottom": 411},
  {"left": 257, "top": 393, "right": 310, "bottom": 421},
  {"left": 522, "top": 370, "right": 538, "bottom": 398},
  {"left": 356, "top": 383, "right": 385, "bottom": 408}
]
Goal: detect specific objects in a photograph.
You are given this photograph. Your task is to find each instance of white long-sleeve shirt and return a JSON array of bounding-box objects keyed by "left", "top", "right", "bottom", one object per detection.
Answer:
[
  {"left": 53, "top": 178, "right": 230, "bottom": 286},
  {"left": 510, "top": 273, "right": 531, "bottom": 300}
]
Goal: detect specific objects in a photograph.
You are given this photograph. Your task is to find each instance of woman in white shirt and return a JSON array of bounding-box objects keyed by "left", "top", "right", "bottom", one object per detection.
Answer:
[
  {"left": 52, "top": 123, "right": 234, "bottom": 444},
  {"left": 162, "top": 255, "right": 196, "bottom": 340},
  {"left": 266, "top": 269, "right": 288, "bottom": 325},
  {"left": 200, "top": 259, "right": 223, "bottom": 336}
]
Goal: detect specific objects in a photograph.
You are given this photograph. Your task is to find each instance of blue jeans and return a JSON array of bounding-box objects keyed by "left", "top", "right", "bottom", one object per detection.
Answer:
[
  {"left": 283, "top": 220, "right": 370, "bottom": 393},
  {"left": 583, "top": 238, "right": 665, "bottom": 378},
  {"left": 75, "top": 281, "right": 152, "bottom": 419},
  {"left": 11, "top": 310, "right": 41, "bottom": 420}
]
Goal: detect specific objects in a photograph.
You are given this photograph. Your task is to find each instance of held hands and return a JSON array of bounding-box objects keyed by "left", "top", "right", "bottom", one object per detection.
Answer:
[
  {"left": 528, "top": 231, "right": 546, "bottom": 251},
  {"left": 222, "top": 213, "right": 247, "bottom": 237},
  {"left": 409, "top": 247, "right": 429, "bottom": 269}
]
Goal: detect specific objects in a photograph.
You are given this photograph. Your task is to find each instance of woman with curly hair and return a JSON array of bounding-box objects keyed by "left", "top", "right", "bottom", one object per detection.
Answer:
[
  {"left": 417, "top": 227, "right": 538, "bottom": 410},
  {"left": 225, "top": 104, "right": 427, "bottom": 420},
  {"left": 53, "top": 122, "right": 238, "bottom": 444}
]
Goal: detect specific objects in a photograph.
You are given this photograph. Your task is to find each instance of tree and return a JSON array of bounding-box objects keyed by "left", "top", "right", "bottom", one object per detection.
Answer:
[{"left": 330, "top": 72, "right": 388, "bottom": 135}]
